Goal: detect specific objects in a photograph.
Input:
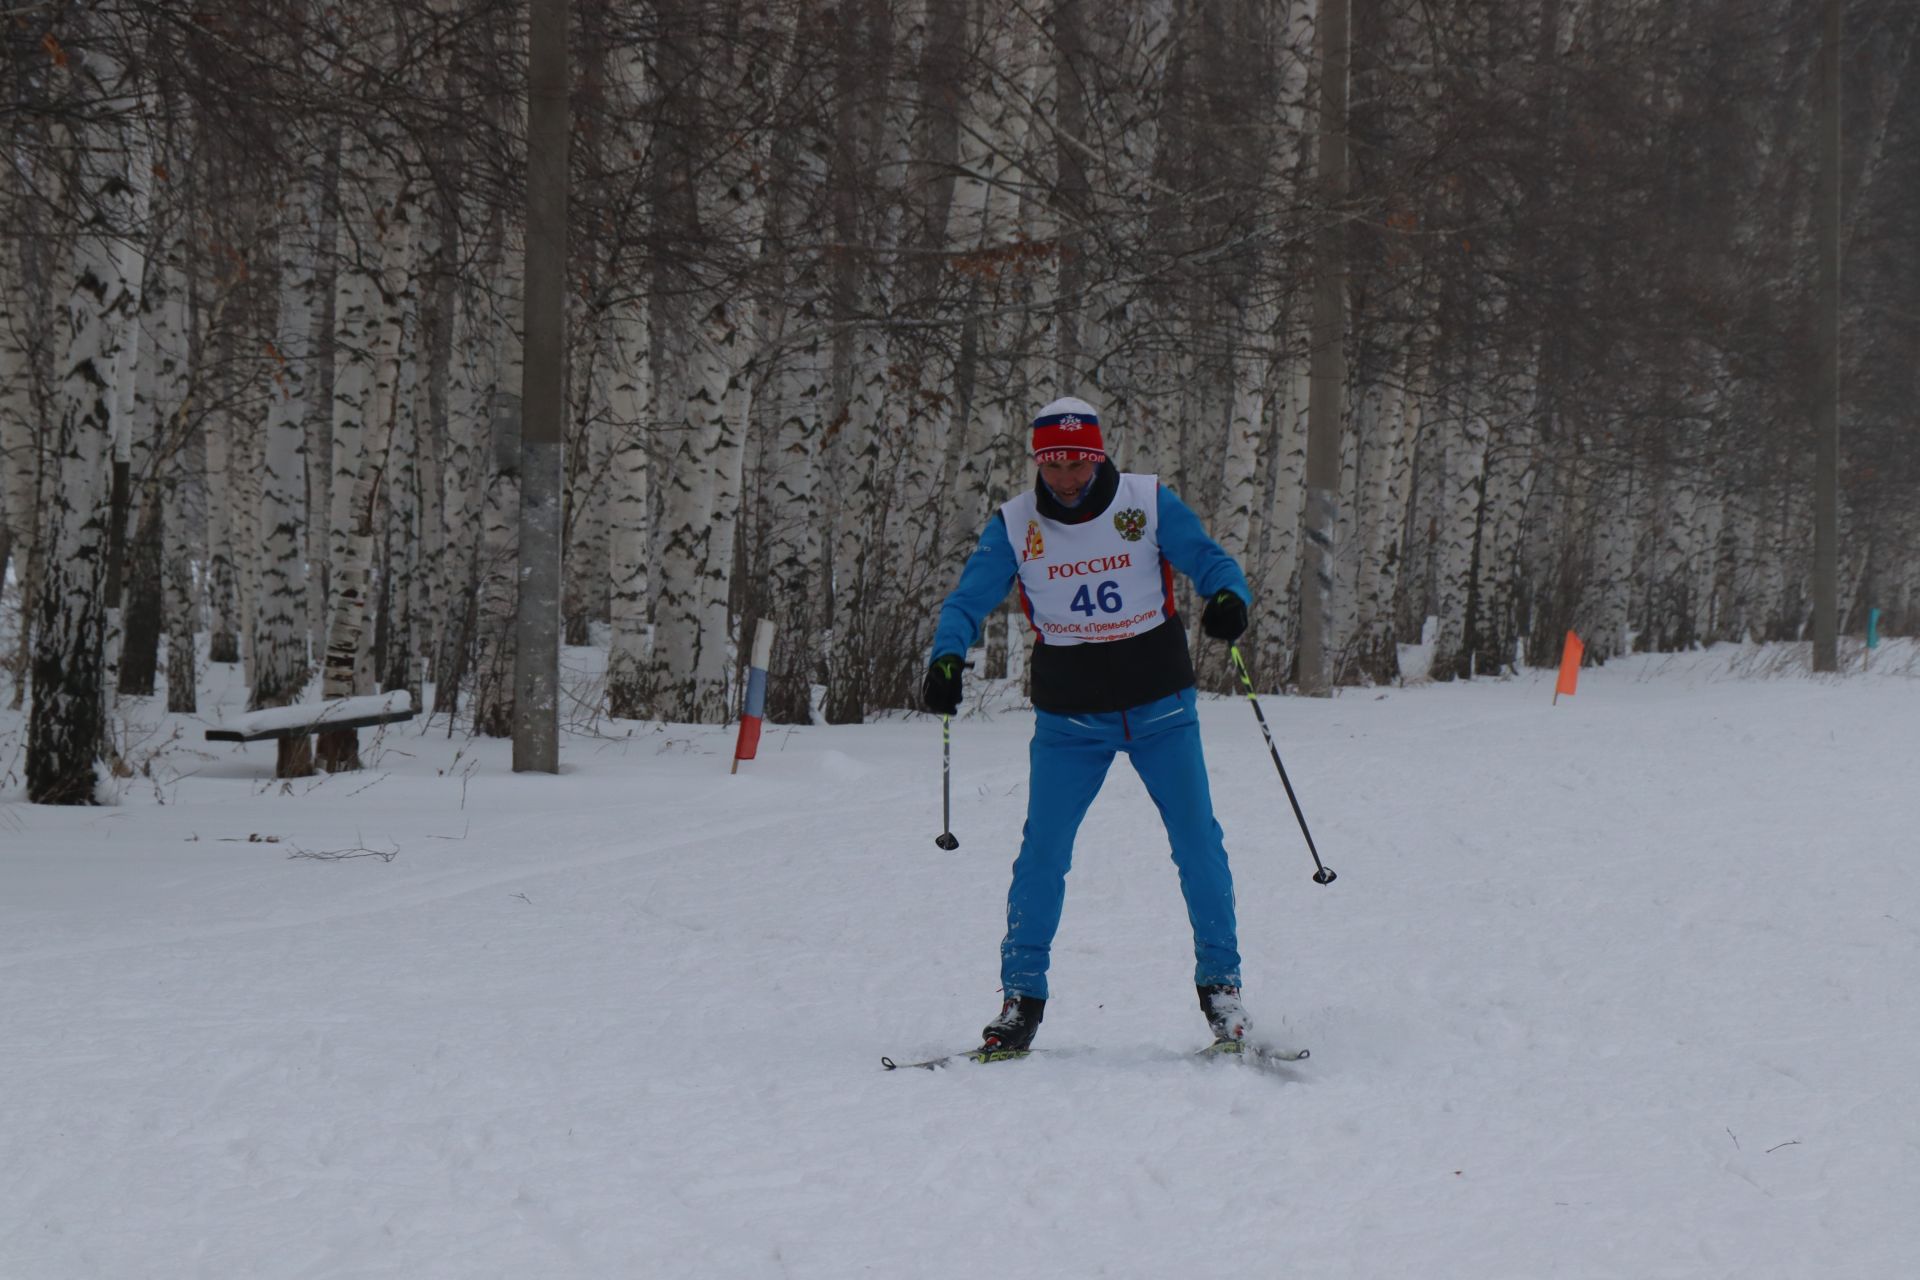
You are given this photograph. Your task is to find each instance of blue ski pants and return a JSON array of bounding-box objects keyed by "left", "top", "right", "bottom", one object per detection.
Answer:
[{"left": 1001, "top": 686, "right": 1241, "bottom": 1000}]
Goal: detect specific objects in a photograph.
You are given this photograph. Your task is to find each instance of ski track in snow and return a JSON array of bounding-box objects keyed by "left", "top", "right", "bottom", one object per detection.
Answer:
[{"left": 3, "top": 645, "right": 1919, "bottom": 1278}]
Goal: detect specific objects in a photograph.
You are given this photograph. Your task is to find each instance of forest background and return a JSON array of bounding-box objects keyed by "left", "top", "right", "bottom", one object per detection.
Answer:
[{"left": 3, "top": 0, "right": 1917, "bottom": 803}]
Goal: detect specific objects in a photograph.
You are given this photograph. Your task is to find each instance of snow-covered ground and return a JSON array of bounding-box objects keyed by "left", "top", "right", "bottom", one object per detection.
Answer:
[{"left": 3, "top": 638, "right": 1918, "bottom": 1279}]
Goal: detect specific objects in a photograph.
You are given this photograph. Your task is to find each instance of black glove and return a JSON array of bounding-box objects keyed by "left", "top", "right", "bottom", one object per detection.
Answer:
[
  {"left": 923, "top": 654, "right": 964, "bottom": 715},
  {"left": 1200, "top": 590, "right": 1248, "bottom": 641}
]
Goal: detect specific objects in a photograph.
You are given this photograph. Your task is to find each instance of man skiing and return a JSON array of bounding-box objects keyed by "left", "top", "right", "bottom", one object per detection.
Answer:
[{"left": 923, "top": 396, "right": 1256, "bottom": 1058}]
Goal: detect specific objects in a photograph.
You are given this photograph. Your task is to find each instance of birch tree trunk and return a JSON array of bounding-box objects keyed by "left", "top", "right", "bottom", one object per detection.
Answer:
[
  {"left": 911, "top": 0, "right": 971, "bottom": 594},
  {"left": 380, "top": 295, "right": 422, "bottom": 696},
  {"left": 251, "top": 163, "right": 323, "bottom": 777},
  {"left": 153, "top": 208, "right": 196, "bottom": 713},
  {"left": 562, "top": 329, "right": 608, "bottom": 649},
  {"left": 1350, "top": 342, "right": 1426, "bottom": 678},
  {"left": 650, "top": 5, "right": 790, "bottom": 724},
  {"left": 318, "top": 146, "right": 415, "bottom": 768},
  {"left": 203, "top": 319, "right": 242, "bottom": 665},
  {"left": 816, "top": 0, "right": 890, "bottom": 723},
  {"left": 1218, "top": 305, "right": 1274, "bottom": 587},
  {"left": 318, "top": 128, "right": 379, "bottom": 705},
  {"left": 1013, "top": 21, "right": 1061, "bottom": 463},
  {"left": 602, "top": 37, "right": 656, "bottom": 720},
  {"left": 413, "top": 194, "right": 451, "bottom": 708},
  {"left": 758, "top": 298, "right": 819, "bottom": 724},
  {"left": 305, "top": 142, "right": 340, "bottom": 663},
  {"left": 406, "top": 369, "right": 436, "bottom": 711},
  {"left": 1474, "top": 409, "right": 1538, "bottom": 672},
  {"left": 471, "top": 233, "right": 524, "bottom": 738},
  {"left": 231, "top": 357, "right": 264, "bottom": 684},
  {"left": 1212, "top": 2, "right": 1312, "bottom": 642},
  {"left": 119, "top": 232, "right": 177, "bottom": 698},
  {"left": 876, "top": 0, "right": 967, "bottom": 691},
  {"left": 433, "top": 201, "right": 499, "bottom": 713},
  {"left": 603, "top": 301, "right": 653, "bottom": 718},
  {"left": 1251, "top": 353, "right": 1310, "bottom": 683},
  {"left": 28, "top": 59, "right": 135, "bottom": 804},
  {"left": 0, "top": 182, "right": 39, "bottom": 705},
  {"left": 561, "top": 371, "right": 602, "bottom": 649},
  {"left": 821, "top": 320, "right": 889, "bottom": 724},
  {"left": 1587, "top": 457, "right": 1636, "bottom": 660},
  {"left": 1214, "top": 2, "right": 1310, "bottom": 641},
  {"left": 100, "top": 226, "right": 146, "bottom": 735},
  {"left": 651, "top": 284, "right": 752, "bottom": 723},
  {"left": 1430, "top": 380, "right": 1491, "bottom": 679},
  {"left": 937, "top": 0, "right": 1048, "bottom": 685}
]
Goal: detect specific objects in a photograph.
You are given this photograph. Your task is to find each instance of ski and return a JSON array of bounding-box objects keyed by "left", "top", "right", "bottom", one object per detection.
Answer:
[
  {"left": 882, "top": 1042, "right": 1308, "bottom": 1071},
  {"left": 1199, "top": 1040, "right": 1310, "bottom": 1068},
  {"left": 881, "top": 1048, "right": 1033, "bottom": 1071}
]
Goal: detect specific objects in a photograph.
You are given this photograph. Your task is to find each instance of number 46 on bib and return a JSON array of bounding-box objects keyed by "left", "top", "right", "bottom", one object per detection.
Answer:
[{"left": 1070, "top": 580, "right": 1124, "bottom": 616}]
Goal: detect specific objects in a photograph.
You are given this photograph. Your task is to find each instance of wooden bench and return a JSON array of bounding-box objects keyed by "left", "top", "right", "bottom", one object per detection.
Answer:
[{"left": 206, "top": 691, "right": 417, "bottom": 776}]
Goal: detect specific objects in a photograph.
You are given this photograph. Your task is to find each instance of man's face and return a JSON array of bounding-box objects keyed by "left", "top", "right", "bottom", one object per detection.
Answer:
[{"left": 1039, "top": 456, "right": 1097, "bottom": 504}]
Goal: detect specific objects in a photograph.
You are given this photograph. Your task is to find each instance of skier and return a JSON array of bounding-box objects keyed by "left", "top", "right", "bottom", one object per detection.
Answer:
[{"left": 923, "top": 396, "right": 1256, "bottom": 1057}]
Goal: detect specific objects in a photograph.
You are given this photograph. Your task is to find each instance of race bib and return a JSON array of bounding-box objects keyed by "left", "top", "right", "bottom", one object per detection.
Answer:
[{"left": 1001, "top": 473, "right": 1172, "bottom": 645}]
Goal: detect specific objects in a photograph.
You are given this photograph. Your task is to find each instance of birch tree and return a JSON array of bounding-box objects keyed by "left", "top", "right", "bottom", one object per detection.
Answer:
[
  {"left": 648, "top": 0, "right": 791, "bottom": 723},
  {"left": 469, "top": 230, "right": 523, "bottom": 737},
  {"left": 602, "top": 292, "right": 653, "bottom": 718},
  {"left": 250, "top": 157, "right": 323, "bottom": 776},
  {"left": 433, "top": 202, "right": 501, "bottom": 714},
  {"left": 1216, "top": 0, "right": 1315, "bottom": 660},
  {"left": 202, "top": 318, "right": 243, "bottom": 666},
  {"left": 319, "top": 133, "right": 415, "bottom": 769},
  {"left": 317, "top": 129, "right": 381, "bottom": 729},
  {"left": 592, "top": 23, "right": 656, "bottom": 720},
  {"left": 153, "top": 177, "right": 196, "bottom": 713},
  {"left": 379, "top": 293, "right": 422, "bottom": 696},
  {"left": 120, "top": 122, "right": 195, "bottom": 701},
  {"left": 0, "top": 161, "right": 40, "bottom": 706},
  {"left": 28, "top": 45, "right": 136, "bottom": 804},
  {"left": 3, "top": 0, "right": 1916, "bottom": 741},
  {"left": 923, "top": 0, "right": 1046, "bottom": 685},
  {"left": 749, "top": 3, "right": 838, "bottom": 726},
  {"left": 562, "top": 342, "right": 610, "bottom": 649}
]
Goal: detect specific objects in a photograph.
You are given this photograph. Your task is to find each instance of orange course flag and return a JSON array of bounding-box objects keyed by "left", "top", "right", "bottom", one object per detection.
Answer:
[{"left": 1554, "top": 630, "right": 1585, "bottom": 703}]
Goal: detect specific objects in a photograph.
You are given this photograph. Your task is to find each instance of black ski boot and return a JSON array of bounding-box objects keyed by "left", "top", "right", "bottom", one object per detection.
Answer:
[
  {"left": 1198, "top": 984, "right": 1251, "bottom": 1047},
  {"left": 978, "top": 993, "right": 1046, "bottom": 1058}
]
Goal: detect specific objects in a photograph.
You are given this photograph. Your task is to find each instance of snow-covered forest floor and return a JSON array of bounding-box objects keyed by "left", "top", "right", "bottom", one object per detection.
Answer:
[{"left": 3, "top": 628, "right": 1918, "bottom": 1278}]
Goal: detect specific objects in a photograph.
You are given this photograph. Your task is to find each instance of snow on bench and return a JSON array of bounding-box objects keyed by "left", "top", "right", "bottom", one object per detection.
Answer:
[{"left": 205, "top": 691, "right": 417, "bottom": 743}]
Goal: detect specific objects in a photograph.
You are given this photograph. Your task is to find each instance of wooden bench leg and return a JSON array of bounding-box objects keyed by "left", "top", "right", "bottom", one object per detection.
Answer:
[
  {"left": 317, "top": 728, "right": 360, "bottom": 773},
  {"left": 276, "top": 734, "right": 315, "bottom": 779}
]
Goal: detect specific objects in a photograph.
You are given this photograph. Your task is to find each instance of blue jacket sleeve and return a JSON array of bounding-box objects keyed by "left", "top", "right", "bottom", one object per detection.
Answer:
[
  {"left": 929, "top": 515, "right": 1019, "bottom": 660},
  {"left": 1157, "top": 485, "right": 1252, "bottom": 606}
]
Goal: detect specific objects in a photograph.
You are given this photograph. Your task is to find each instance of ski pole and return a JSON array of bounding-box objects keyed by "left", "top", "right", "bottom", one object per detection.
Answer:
[
  {"left": 1229, "top": 644, "right": 1336, "bottom": 885},
  {"left": 935, "top": 715, "right": 960, "bottom": 850}
]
